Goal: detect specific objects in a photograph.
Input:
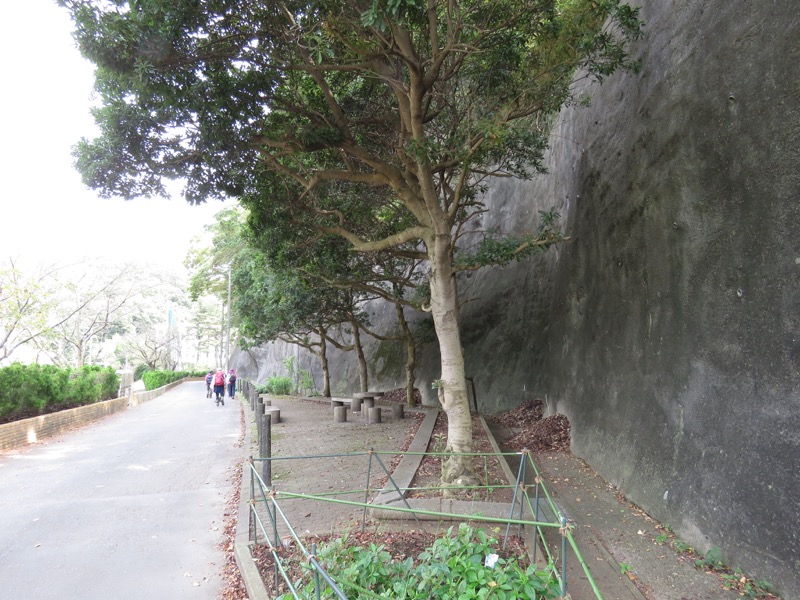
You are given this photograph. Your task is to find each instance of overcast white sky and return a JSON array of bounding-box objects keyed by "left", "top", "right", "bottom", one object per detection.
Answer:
[{"left": 0, "top": 0, "right": 227, "bottom": 271}]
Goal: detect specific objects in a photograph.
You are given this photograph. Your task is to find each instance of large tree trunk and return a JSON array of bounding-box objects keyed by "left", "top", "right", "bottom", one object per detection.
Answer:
[
  {"left": 351, "top": 319, "right": 368, "bottom": 392},
  {"left": 317, "top": 327, "right": 331, "bottom": 397},
  {"left": 395, "top": 302, "right": 417, "bottom": 407},
  {"left": 427, "top": 232, "right": 476, "bottom": 486}
]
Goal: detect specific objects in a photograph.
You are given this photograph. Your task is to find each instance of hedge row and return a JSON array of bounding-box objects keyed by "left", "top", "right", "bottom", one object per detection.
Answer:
[
  {"left": 141, "top": 369, "right": 208, "bottom": 390},
  {"left": 0, "top": 363, "right": 120, "bottom": 422}
]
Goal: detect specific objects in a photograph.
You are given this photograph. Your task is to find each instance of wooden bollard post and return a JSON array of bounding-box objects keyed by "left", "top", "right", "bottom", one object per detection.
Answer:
[
  {"left": 261, "top": 413, "right": 272, "bottom": 487},
  {"left": 256, "top": 402, "right": 265, "bottom": 440}
]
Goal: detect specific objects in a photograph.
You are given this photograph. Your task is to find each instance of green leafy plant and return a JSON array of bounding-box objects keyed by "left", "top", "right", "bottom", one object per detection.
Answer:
[
  {"left": 619, "top": 562, "right": 633, "bottom": 576},
  {"left": 141, "top": 370, "right": 200, "bottom": 390},
  {"left": 671, "top": 539, "right": 693, "bottom": 554},
  {"left": 260, "top": 375, "right": 294, "bottom": 396},
  {"left": 298, "top": 369, "right": 315, "bottom": 396},
  {"left": 282, "top": 356, "right": 296, "bottom": 377},
  {"left": 278, "top": 524, "right": 561, "bottom": 600},
  {"left": 695, "top": 546, "right": 726, "bottom": 570},
  {"left": 720, "top": 570, "right": 777, "bottom": 598}
]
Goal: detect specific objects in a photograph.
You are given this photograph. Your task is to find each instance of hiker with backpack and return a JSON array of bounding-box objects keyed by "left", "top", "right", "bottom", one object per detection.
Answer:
[
  {"left": 212, "top": 368, "right": 226, "bottom": 405},
  {"left": 227, "top": 369, "right": 237, "bottom": 400}
]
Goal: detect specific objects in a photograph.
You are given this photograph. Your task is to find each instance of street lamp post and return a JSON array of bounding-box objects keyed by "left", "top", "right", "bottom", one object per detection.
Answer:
[{"left": 225, "top": 265, "right": 232, "bottom": 368}]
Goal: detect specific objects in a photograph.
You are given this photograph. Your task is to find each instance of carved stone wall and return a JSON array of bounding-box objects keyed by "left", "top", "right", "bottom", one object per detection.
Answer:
[{"left": 231, "top": 0, "right": 800, "bottom": 594}]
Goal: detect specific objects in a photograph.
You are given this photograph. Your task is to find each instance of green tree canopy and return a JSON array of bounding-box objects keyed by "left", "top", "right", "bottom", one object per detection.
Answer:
[{"left": 61, "top": 0, "right": 642, "bottom": 482}]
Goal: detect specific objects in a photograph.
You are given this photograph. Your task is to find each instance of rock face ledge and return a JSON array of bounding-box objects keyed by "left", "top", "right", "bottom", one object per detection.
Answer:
[{"left": 232, "top": 0, "right": 800, "bottom": 595}]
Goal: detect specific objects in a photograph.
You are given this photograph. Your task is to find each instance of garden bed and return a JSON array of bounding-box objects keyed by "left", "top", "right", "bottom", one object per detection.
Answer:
[
  {"left": 407, "top": 412, "right": 515, "bottom": 503},
  {"left": 251, "top": 524, "right": 557, "bottom": 599}
]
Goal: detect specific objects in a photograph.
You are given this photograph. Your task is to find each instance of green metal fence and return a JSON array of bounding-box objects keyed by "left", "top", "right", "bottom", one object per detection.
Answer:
[{"left": 245, "top": 448, "right": 604, "bottom": 599}]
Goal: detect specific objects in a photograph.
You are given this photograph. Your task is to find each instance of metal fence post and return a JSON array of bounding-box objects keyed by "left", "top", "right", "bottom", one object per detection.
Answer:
[{"left": 561, "top": 515, "right": 568, "bottom": 598}]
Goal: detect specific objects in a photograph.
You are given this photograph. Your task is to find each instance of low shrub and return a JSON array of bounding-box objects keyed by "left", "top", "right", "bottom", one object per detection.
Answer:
[
  {"left": 141, "top": 369, "right": 208, "bottom": 390},
  {"left": 0, "top": 363, "right": 120, "bottom": 422},
  {"left": 257, "top": 375, "right": 294, "bottom": 396},
  {"left": 279, "top": 524, "right": 561, "bottom": 600}
]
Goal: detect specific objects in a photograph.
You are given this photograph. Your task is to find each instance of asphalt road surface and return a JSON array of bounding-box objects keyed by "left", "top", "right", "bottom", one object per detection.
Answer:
[{"left": 0, "top": 381, "right": 242, "bottom": 600}]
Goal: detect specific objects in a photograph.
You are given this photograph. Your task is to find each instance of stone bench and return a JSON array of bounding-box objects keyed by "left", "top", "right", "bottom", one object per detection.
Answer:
[
  {"left": 352, "top": 391, "right": 385, "bottom": 400},
  {"left": 331, "top": 399, "right": 404, "bottom": 423}
]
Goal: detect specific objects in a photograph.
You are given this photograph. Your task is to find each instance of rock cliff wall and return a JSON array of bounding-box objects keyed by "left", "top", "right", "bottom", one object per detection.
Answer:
[{"left": 232, "top": 0, "right": 800, "bottom": 594}]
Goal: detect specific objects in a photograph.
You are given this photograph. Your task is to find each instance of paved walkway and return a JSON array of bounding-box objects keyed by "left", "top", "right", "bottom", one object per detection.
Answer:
[
  {"left": 241, "top": 399, "right": 752, "bottom": 600},
  {"left": 244, "top": 397, "right": 428, "bottom": 540},
  {"left": 487, "top": 422, "right": 747, "bottom": 600},
  {"left": 0, "top": 381, "right": 241, "bottom": 600}
]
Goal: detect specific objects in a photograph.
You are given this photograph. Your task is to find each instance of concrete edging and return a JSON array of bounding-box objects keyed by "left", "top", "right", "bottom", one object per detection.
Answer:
[
  {"left": 372, "top": 409, "right": 438, "bottom": 504},
  {"left": 233, "top": 398, "right": 270, "bottom": 600}
]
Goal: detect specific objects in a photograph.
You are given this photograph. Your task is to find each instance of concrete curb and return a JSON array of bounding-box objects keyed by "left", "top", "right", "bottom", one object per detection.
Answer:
[
  {"left": 372, "top": 413, "right": 522, "bottom": 523},
  {"left": 372, "top": 408, "right": 438, "bottom": 504}
]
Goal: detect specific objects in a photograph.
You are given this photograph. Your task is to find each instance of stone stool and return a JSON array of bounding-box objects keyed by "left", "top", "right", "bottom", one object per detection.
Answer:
[
  {"left": 368, "top": 406, "right": 382, "bottom": 424},
  {"left": 264, "top": 407, "right": 281, "bottom": 424}
]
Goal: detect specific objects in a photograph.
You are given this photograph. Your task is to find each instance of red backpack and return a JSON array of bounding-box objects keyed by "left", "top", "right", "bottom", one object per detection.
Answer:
[{"left": 213, "top": 372, "right": 225, "bottom": 386}]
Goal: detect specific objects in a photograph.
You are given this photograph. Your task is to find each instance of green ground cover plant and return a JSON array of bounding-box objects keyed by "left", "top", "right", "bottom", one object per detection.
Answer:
[{"left": 276, "top": 524, "right": 561, "bottom": 600}]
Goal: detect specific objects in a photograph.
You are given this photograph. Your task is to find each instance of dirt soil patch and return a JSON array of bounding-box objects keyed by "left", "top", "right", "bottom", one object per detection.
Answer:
[
  {"left": 381, "top": 387, "right": 423, "bottom": 405},
  {"left": 408, "top": 412, "right": 515, "bottom": 503}
]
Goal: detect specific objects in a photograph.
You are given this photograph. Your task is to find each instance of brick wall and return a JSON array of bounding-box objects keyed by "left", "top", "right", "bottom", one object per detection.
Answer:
[
  {"left": 0, "top": 377, "right": 191, "bottom": 452},
  {"left": 0, "top": 397, "right": 130, "bottom": 451}
]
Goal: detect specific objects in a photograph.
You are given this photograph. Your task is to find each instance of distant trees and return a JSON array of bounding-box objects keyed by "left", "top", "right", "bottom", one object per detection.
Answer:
[
  {"left": 1, "top": 259, "right": 86, "bottom": 364},
  {"left": 1, "top": 258, "right": 196, "bottom": 371}
]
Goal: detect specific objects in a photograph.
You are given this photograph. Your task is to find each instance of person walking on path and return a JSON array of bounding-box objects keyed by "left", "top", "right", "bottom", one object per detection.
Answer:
[
  {"left": 205, "top": 370, "right": 214, "bottom": 398},
  {"left": 227, "top": 369, "right": 237, "bottom": 400},
  {"left": 213, "top": 368, "right": 226, "bottom": 404}
]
